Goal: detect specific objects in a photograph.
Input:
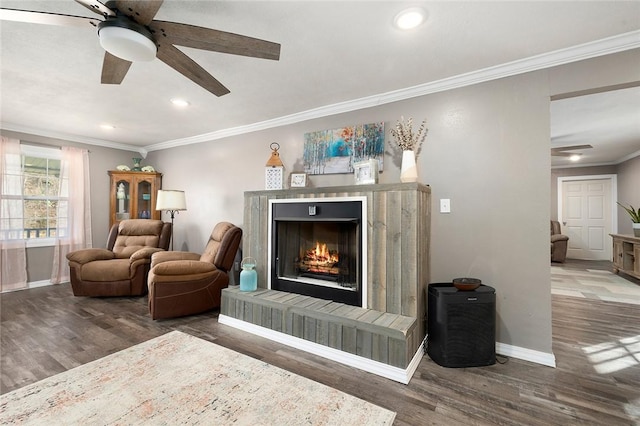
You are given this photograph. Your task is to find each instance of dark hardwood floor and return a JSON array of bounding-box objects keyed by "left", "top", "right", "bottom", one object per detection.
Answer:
[{"left": 2, "top": 275, "right": 639, "bottom": 425}]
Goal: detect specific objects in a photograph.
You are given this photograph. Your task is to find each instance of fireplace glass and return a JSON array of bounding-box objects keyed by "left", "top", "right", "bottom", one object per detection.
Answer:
[
  {"left": 276, "top": 220, "right": 358, "bottom": 289},
  {"left": 270, "top": 200, "right": 363, "bottom": 306}
]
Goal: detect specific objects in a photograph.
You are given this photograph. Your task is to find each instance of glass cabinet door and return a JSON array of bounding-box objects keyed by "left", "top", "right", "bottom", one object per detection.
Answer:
[
  {"left": 109, "top": 171, "right": 162, "bottom": 227},
  {"left": 137, "top": 180, "right": 152, "bottom": 219},
  {"left": 115, "top": 180, "right": 131, "bottom": 221}
]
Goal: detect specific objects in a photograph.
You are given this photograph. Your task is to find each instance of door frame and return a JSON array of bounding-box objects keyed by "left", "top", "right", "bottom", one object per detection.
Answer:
[{"left": 557, "top": 174, "right": 618, "bottom": 239}]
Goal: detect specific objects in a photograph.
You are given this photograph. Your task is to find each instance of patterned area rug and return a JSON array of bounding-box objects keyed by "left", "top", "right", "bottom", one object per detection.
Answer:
[
  {"left": 551, "top": 265, "right": 640, "bottom": 305},
  {"left": 0, "top": 331, "right": 395, "bottom": 425}
]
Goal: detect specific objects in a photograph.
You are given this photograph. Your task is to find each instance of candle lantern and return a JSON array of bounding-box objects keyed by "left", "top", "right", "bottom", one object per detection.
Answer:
[{"left": 265, "top": 142, "right": 284, "bottom": 190}]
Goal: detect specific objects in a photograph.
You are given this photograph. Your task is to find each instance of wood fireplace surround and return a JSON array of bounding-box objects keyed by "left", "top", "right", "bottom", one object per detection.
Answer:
[{"left": 220, "top": 182, "right": 431, "bottom": 383}]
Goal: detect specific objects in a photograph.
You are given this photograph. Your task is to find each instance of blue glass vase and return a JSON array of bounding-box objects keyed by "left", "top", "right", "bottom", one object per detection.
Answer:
[{"left": 239, "top": 257, "right": 257, "bottom": 292}]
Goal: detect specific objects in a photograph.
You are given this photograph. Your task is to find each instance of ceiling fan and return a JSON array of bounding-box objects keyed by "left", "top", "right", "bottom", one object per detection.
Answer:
[
  {"left": 0, "top": 0, "right": 281, "bottom": 96},
  {"left": 551, "top": 144, "right": 593, "bottom": 158}
]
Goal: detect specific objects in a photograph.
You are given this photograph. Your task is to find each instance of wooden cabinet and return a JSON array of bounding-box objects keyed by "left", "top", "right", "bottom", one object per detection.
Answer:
[
  {"left": 610, "top": 234, "right": 640, "bottom": 280},
  {"left": 612, "top": 238, "right": 625, "bottom": 270},
  {"left": 108, "top": 171, "right": 162, "bottom": 228}
]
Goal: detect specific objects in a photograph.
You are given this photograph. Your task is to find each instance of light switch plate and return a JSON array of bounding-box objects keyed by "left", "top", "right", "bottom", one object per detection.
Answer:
[{"left": 440, "top": 199, "right": 451, "bottom": 213}]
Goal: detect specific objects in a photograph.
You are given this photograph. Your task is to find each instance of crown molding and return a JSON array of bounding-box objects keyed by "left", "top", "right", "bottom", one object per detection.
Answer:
[
  {"left": 145, "top": 30, "right": 640, "bottom": 152},
  {"left": 617, "top": 149, "right": 640, "bottom": 164},
  {"left": 0, "top": 122, "right": 147, "bottom": 156},
  {"left": 3, "top": 31, "right": 639, "bottom": 155}
]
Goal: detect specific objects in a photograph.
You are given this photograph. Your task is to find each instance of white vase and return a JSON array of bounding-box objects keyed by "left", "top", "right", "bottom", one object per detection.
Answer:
[
  {"left": 633, "top": 223, "right": 640, "bottom": 237},
  {"left": 400, "top": 150, "right": 418, "bottom": 183}
]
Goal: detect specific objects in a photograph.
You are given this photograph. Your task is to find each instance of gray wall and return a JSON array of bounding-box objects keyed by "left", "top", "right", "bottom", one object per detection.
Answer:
[
  {"left": 146, "top": 70, "right": 554, "bottom": 354},
  {"left": 145, "top": 49, "right": 639, "bottom": 356},
  {"left": 4, "top": 48, "right": 639, "bottom": 359},
  {"left": 0, "top": 130, "right": 139, "bottom": 282},
  {"left": 617, "top": 155, "right": 640, "bottom": 235}
]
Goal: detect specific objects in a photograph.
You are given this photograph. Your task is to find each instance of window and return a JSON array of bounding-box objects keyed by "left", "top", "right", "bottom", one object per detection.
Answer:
[{"left": 1, "top": 145, "right": 67, "bottom": 246}]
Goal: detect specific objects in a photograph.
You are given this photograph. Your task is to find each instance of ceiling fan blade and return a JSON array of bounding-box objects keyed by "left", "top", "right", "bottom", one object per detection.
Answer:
[
  {"left": 551, "top": 144, "right": 593, "bottom": 152},
  {"left": 551, "top": 152, "right": 575, "bottom": 157},
  {"left": 114, "top": 0, "right": 163, "bottom": 25},
  {"left": 74, "top": 0, "right": 115, "bottom": 17},
  {"left": 101, "top": 52, "right": 132, "bottom": 84},
  {"left": 156, "top": 44, "right": 230, "bottom": 96},
  {"left": 0, "top": 8, "right": 99, "bottom": 28},
  {"left": 149, "top": 21, "right": 281, "bottom": 60}
]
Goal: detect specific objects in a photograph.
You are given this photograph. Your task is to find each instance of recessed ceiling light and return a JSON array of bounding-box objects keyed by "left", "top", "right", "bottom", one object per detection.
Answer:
[
  {"left": 569, "top": 154, "right": 581, "bottom": 162},
  {"left": 171, "top": 98, "right": 190, "bottom": 107},
  {"left": 394, "top": 7, "right": 426, "bottom": 30},
  {"left": 100, "top": 124, "right": 115, "bottom": 130}
]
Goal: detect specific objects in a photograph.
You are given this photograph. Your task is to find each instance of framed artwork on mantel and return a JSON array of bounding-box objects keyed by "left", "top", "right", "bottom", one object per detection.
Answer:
[
  {"left": 353, "top": 159, "right": 378, "bottom": 185},
  {"left": 290, "top": 172, "right": 308, "bottom": 188}
]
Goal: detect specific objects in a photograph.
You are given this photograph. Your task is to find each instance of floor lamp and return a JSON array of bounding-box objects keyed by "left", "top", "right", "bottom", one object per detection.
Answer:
[{"left": 156, "top": 190, "right": 187, "bottom": 251}]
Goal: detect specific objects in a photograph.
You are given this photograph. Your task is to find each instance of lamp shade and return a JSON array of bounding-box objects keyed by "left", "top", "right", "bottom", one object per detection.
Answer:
[{"left": 156, "top": 190, "right": 187, "bottom": 212}]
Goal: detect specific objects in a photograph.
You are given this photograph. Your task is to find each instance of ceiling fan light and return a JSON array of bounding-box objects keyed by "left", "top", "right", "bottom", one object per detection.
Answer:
[
  {"left": 570, "top": 154, "right": 581, "bottom": 162},
  {"left": 98, "top": 22, "right": 157, "bottom": 62}
]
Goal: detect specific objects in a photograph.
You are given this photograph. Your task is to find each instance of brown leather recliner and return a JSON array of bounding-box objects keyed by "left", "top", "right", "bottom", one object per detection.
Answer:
[
  {"left": 147, "top": 222, "right": 242, "bottom": 320},
  {"left": 551, "top": 220, "right": 569, "bottom": 263},
  {"left": 67, "top": 219, "right": 172, "bottom": 297}
]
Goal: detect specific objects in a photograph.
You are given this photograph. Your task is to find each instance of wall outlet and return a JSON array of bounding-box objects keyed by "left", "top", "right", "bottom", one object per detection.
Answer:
[{"left": 440, "top": 199, "right": 451, "bottom": 213}]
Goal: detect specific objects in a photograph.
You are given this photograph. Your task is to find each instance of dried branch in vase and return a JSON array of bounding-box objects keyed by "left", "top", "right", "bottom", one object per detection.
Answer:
[{"left": 389, "top": 116, "right": 428, "bottom": 158}]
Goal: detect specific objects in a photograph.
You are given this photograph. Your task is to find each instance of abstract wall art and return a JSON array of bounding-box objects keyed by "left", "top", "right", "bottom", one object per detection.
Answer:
[{"left": 303, "top": 122, "right": 384, "bottom": 175}]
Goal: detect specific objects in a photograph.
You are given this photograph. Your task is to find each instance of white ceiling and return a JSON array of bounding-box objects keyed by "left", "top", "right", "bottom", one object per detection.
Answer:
[
  {"left": 550, "top": 86, "right": 640, "bottom": 167},
  {"left": 1, "top": 1, "right": 639, "bottom": 167}
]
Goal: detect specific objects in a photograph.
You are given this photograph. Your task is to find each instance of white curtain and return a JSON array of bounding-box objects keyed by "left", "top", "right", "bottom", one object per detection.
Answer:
[
  {"left": 0, "top": 137, "right": 27, "bottom": 291},
  {"left": 51, "top": 147, "right": 92, "bottom": 284}
]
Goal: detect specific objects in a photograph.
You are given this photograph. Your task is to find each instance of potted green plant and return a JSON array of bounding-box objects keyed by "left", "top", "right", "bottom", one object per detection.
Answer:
[{"left": 617, "top": 202, "right": 640, "bottom": 237}]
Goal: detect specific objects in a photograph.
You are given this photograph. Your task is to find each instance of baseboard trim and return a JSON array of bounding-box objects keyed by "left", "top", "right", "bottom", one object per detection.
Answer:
[
  {"left": 496, "top": 342, "right": 556, "bottom": 367},
  {"left": 29, "top": 280, "right": 52, "bottom": 289},
  {"left": 219, "top": 314, "right": 423, "bottom": 384}
]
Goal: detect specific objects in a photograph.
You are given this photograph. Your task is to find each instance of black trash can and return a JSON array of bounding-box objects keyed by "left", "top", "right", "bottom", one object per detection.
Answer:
[{"left": 427, "top": 283, "right": 496, "bottom": 367}]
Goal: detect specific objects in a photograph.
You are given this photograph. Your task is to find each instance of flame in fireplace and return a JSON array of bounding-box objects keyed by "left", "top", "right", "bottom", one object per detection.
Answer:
[
  {"left": 307, "top": 242, "right": 338, "bottom": 264},
  {"left": 300, "top": 241, "right": 339, "bottom": 274}
]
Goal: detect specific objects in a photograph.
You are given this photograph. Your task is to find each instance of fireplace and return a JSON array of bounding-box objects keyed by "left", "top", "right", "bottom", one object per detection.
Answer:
[
  {"left": 268, "top": 197, "right": 366, "bottom": 307},
  {"left": 224, "top": 184, "right": 431, "bottom": 381}
]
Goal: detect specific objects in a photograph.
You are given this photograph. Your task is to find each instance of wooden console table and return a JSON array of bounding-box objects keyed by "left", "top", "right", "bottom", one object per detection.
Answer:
[{"left": 611, "top": 234, "right": 640, "bottom": 280}]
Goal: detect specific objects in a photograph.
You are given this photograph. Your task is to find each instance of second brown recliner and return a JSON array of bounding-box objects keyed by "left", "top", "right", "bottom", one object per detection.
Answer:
[
  {"left": 551, "top": 220, "right": 569, "bottom": 263},
  {"left": 147, "top": 222, "right": 242, "bottom": 319},
  {"left": 67, "top": 219, "right": 172, "bottom": 297}
]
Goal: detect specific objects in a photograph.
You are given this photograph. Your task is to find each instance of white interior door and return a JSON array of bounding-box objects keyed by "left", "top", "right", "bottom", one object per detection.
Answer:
[{"left": 560, "top": 178, "right": 613, "bottom": 260}]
